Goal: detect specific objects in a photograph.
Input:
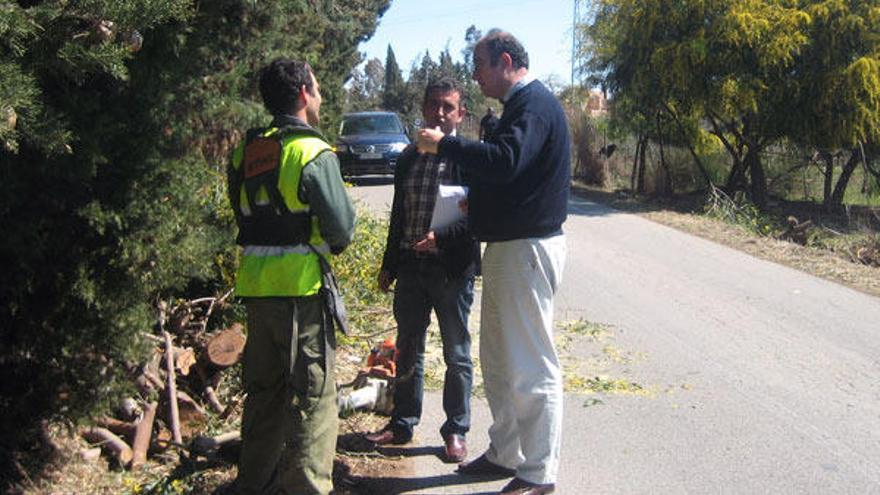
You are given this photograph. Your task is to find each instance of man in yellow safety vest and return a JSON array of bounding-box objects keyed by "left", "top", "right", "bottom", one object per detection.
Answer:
[{"left": 227, "top": 58, "right": 355, "bottom": 495}]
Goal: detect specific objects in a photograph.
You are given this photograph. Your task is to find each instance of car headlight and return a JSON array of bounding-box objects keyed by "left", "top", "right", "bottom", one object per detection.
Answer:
[
  {"left": 389, "top": 142, "right": 407, "bottom": 153},
  {"left": 335, "top": 144, "right": 348, "bottom": 153}
]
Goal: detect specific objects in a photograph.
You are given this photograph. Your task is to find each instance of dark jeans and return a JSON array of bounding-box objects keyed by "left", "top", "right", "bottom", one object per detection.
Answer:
[{"left": 390, "top": 256, "right": 474, "bottom": 439}]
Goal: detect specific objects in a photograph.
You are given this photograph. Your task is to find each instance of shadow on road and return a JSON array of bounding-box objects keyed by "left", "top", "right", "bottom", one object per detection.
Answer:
[
  {"left": 376, "top": 445, "right": 445, "bottom": 458},
  {"left": 355, "top": 472, "right": 497, "bottom": 495}
]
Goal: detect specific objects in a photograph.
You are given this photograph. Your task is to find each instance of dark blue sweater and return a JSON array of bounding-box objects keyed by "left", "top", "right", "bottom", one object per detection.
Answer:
[{"left": 438, "top": 80, "right": 570, "bottom": 242}]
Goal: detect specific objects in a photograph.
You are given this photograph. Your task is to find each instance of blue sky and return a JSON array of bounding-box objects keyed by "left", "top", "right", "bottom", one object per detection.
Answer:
[{"left": 359, "top": 0, "right": 576, "bottom": 83}]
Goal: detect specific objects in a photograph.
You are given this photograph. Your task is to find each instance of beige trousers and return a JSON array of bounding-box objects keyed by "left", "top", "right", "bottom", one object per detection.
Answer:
[{"left": 480, "top": 235, "right": 567, "bottom": 484}]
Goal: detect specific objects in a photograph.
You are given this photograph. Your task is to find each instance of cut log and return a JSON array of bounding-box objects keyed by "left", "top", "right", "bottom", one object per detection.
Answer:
[
  {"left": 80, "top": 447, "right": 102, "bottom": 461},
  {"left": 163, "top": 331, "right": 183, "bottom": 445},
  {"left": 152, "top": 422, "right": 172, "bottom": 452},
  {"left": 96, "top": 417, "right": 137, "bottom": 440},
  {"left": 119, "top": 397, "right": 142, "bottom": 422},
  {"left": 174, "top": 347, "right": 197, "bottom": 376},
  {"left": 131, "top": 401, "right": 157, "bottom": 468},
  {"left": 205, "top": 324, "right": 246, "bottom": 368},
  {"left": 190, "top": 430, "right": 240, "bottom": 457},
  {"left": 81, "top": 427, "right": 133, "bottom": 466}
]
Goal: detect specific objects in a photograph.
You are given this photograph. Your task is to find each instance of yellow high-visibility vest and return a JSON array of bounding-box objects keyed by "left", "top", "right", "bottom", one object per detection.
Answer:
[{"left": 230, "top": 129, "right": 332, "bottom": 296}]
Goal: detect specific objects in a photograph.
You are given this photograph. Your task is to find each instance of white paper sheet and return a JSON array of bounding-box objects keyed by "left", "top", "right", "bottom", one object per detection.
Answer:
[{"left": 429, "top": 184, "right": 468, "bottom": 231}]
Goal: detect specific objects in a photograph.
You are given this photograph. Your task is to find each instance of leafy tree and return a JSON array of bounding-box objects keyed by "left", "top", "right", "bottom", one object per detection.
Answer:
[
  {"left": 460, "top": 25, "right": 488, "bottom": 122},
  {"left": 346, "top": 57, "right": 385, "bottom": 112},
  {"left": 584, "top": 0, "right": 811, "bottom": 206},
  {"left": 396, "top": 50, "right": 440, "bottom": 126},
  {"left": 383, "top": 44, "right": 407, "bottom": 113},
  {"left": 788, "top": 0, "right": 880, "bottom": 208},
  {"left": 0, "top": 0, "right": 388, "bottom": 485},
  {"left": 438, "top": 48, "right": 455, "bottom": 76}
]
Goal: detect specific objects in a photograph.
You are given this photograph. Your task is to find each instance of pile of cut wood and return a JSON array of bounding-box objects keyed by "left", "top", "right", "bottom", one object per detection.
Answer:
[{"left": 79, "top": 291, "right": 246, "bottom": 468}]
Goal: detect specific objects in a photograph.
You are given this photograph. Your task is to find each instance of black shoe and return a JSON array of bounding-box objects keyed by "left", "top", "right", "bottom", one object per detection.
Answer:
[
  {"left": 456, "top": 453, "right": 516, "bottom": 477},
  {"left": 499, "top": 477, "right": 556, "bottom": 494}
]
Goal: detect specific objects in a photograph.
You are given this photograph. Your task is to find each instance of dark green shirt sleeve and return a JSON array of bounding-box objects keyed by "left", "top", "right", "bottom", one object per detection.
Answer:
[{"left": 300, "top": 150, "right": 356, "bottom": 253}]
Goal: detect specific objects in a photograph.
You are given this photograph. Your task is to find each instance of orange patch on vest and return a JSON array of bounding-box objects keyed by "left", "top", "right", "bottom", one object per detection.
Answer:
[{"left": 243, "top": 138, "right": 281, "bottom": 178}]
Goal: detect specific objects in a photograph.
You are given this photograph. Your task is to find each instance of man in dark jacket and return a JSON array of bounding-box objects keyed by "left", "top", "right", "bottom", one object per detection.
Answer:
[
  {"left": 417, "top": 31, "right": 569, "bottom": 495},
  {"left": 479, "top": 106, "right": 499, "bottom": 142},
  {"left": 364, "top": 77, "right": 479, "bottom": 464}
]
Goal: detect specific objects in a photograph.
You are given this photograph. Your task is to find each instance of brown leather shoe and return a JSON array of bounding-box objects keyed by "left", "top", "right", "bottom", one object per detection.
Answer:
[
  {"left": 456, "top": 453, "right": 516, "bottom": 477},
  {"left": 499, "top": 477, "right": 555, "bottom": 494},
  {"left": 363, "top": 428, "right": 411, "bottom": 446},
  {"left": 443, "top": 434, "right": 467, "bottom": 463}
]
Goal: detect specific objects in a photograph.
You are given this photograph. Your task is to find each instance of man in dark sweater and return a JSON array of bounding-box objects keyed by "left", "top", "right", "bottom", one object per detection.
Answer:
[
  {"left": 365, "top": 77, "right": 480, "bottom": 464},
  {"left": 417, "top": 30, "right": 569, "bottom": 495}
]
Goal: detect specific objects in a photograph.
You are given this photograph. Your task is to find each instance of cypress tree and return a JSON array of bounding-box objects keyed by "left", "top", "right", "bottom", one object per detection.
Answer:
[
  {"left": 0, "top": 0, "right": 388, "bottom": 484},
  {"left": 383, "top": 45, "right": 406, "bottom": 112}
]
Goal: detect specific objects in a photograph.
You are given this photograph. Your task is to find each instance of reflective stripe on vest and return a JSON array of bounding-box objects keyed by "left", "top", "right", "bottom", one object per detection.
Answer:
[{"left": 233, "top": 132, "right": 333, "bottom": 297}]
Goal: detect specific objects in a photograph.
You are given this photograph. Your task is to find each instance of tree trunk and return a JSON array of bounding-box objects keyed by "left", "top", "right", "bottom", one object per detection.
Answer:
[
  {"left": 637, "top": 137, "right": 647, "bottom": 194},
  {"left": 725, "top": 159, "right": 746, "bottom": 192},
  {"left": 656, "top": 113, "right": 673, "bottom": 196},
  {"left": 819, "top": 149, "right": 835, "bottom": 209},
  {"left": 630, "top": 135, "right": 642, "bottom": 192},
  {"left": 830, "top": 149, "right": 861, "bottom": 207},
  {"left": 707, "top": 115, "right": 744, "bottom": 193},
  {"left": 745, "top": 146, "right": 767, "bottom": 210},
  {"left": 669, "top": 112, "right": 712, "bottom": 188}
]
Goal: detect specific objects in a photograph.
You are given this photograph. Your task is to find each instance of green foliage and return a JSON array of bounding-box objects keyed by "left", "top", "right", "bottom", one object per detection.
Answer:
[
  {"left": 351, "top": 26, "right": 489, "bottom": 133},
  {"left": 333, "top": 203, "right": 394, "bottom": 350},
  {"left": 582, "top": 0, "right": 880, "bottom": 207},
  {"left": 382, "top": 45, "right": 407, "bottom": 114},
  {"left": 0, "top": 0, "right": 389, "bottom": 483},
  {"left": 346, "top": 57, "right": 385, "bottom": 112}
]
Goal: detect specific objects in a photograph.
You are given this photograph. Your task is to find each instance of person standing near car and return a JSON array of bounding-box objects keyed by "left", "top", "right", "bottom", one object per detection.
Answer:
[
  {"left": 364, "top": 77, "right": 479, "bottom": 464},
  {"left": 227, "top": 58, "right": 355, "bottom": 495},
  {"left": 416, "top": 30, "right": 569, "bottom": 495}
]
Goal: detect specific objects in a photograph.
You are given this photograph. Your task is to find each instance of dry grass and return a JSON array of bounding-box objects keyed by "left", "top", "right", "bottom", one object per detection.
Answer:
[
  {"left": 15, "top": 344, "right": 394, "bottom": 495},
  {"left": 573, "top": 184, "right": 880, "bottom": 298}
]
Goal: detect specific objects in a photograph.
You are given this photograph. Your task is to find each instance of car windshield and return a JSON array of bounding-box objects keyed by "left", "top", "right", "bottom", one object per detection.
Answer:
[{"left": 341, "top": 114, "right": 404, "bottom": 135}]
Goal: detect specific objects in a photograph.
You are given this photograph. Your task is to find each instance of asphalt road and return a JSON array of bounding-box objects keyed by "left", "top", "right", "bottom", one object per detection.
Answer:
[{"left": 347, "top": 180, "right": 880, "bottom": 495}]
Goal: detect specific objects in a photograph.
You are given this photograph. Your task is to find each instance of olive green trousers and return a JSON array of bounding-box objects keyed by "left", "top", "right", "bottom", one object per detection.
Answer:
[{"left": 234, "top": 297, "right": 338, "bottom": 495}]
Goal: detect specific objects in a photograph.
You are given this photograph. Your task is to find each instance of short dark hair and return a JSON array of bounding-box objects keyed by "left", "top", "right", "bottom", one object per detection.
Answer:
[
  {"left": 258, "top": 58, "right": 314, "bottom": 116},
  {"left": 423, "top": 76, "right": 464, "bottom": 104},
  {"left": 480, "top": 29, "right": 529, "bottom": 70}
]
